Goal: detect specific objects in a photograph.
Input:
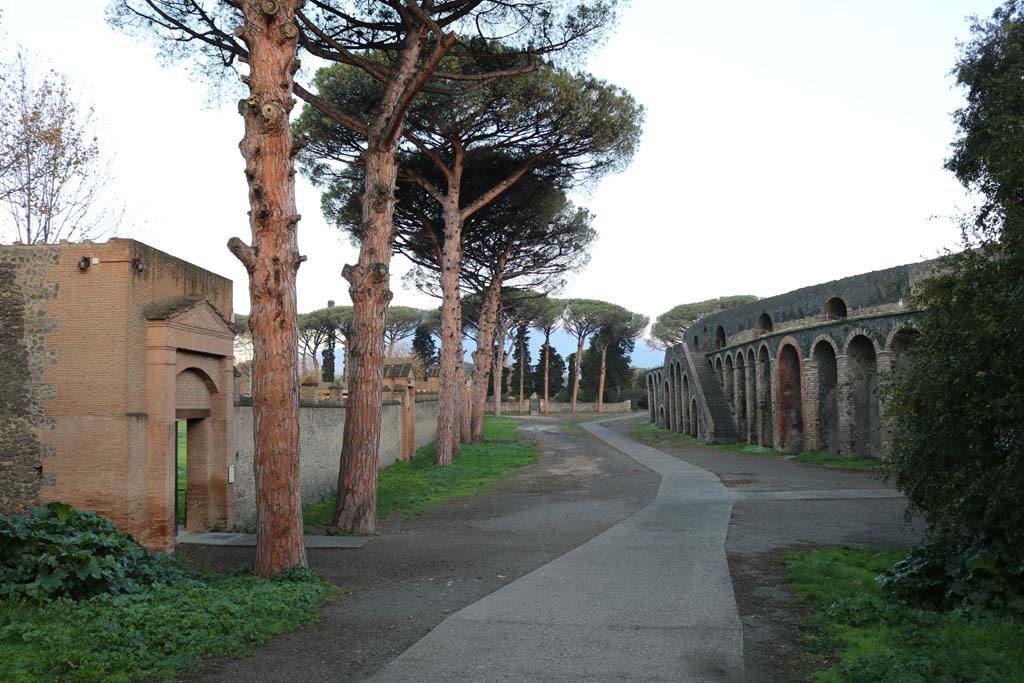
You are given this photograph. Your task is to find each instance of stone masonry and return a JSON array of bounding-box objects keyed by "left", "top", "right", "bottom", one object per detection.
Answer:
[{"left": 647, "top": 257, "right": 935, "bottom": 458}]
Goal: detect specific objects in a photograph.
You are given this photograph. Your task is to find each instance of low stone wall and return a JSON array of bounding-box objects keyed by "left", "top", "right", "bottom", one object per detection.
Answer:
[
  {"left": 415, "top": 396, "right": 440, "bottom": 450},
  {"left": 231, "top": 397, "right": 433, "bottom": 530},
  {"left": 493, "top": 400, "right": 632, "bottom": 414}
]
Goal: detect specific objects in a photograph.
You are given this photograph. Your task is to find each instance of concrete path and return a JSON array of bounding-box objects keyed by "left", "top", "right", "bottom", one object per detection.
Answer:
[
  {"left": 370, "top": 416, "right": 744, "bottom": 682},
  {"left": 176, "top": 532, "right": 372, "bottom": 548}
]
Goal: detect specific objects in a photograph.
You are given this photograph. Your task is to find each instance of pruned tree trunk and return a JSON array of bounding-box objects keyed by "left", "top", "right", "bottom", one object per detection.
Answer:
[
  {"left": 518, "top": 329, "right": 525, "bottom": 413},
  {"left": 434, "top": 198, "right": 464, "bottom": 466},
  {"left": 460, "top": 379, "right": 473, "bottom": 444},
  {"left": 598, "top": 344, "right": 608, "bottom": 413},
  {"left": 492, "top": 317, "right": 509, "bottom": 418},
  {"left": 543, "top": 332, "right": 551, "bottom": 413},
  {"left": 470, "top": 279, "right": 502, "bottom": 440},
  {"left": 333, "top": 147, "right": 396, "bottom": 534},
  {"left": 227, "top": 0, "right": 306, "bottom": 577},
  {"left": 333, "top": 28, "right": 427, "bottom": 534},
  {"left": 571, "top": 334, "right": 585, "bottom": 413}
]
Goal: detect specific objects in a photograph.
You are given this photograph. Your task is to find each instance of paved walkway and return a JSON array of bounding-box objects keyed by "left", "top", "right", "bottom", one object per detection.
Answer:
[
  {"left": 176, "top": 532, "right": 372, "bottom": 548},
  {"left": 370, "top": 416, "right": 745, "bottom": 682}
]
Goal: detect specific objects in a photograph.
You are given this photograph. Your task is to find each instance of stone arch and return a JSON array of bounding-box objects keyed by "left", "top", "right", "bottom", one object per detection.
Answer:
[
  {"left": 647, "top": 374, "right": 656, "bottom": 422},
  {"left": 715, "top": 325, "right": 726, "bottom": 350},
  {"left": 735, "top": 350, "right": 747, "bottom": 442},
  {"left": 724, "top": 354, "right": 735, "bottom": 407},
  {"left": 823, "top": 296, "right": 848, "bottom": 320},
  {"left": 776, "top": 341, "right": 804, "bottom": 454},
  {"left": 812, "top": 339, "right": 839, "bottom": 453},
  {"left": 756, "top": 312, "right": 773, "bottom": 335},
  {"left": 663, "top": 379, "right": 671, "bottom": 430},
  {"left": 847, "top": 334, "right": 881, "bottom": 457},
  {"left": 693, "top": 334, "right": 700, "bottom": 352},
  {"left": 703, "top": 327, "right": 710, "bottom": 353},
  {"left": 757, "top": 344, "right": 774, "bottom": 447},
  {"left": 842, "top": 327, "right": 884, "bottom": 357},
  {"left": 690, "top": 398, "right": 698, "bottom": 438},
  {"left": 681, "top": 373, "right": 692, "bottom": 435},
  {"left": 667, "top": 363, "right": 676, "bottom": 432},
  {"left": 745, "top": 348, "right": 757, "bottom": 443},
  {"left": 888, "top": 326, "right": 921, "bottom": 374},
  {"left": 714, "top": 355, "right": 724, "bottom": 388},
  {"left": 174, "top": 367, "right": 219, "bottom": 534}
]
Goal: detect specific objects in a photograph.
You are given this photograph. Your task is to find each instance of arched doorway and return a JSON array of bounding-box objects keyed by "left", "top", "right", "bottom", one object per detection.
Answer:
[
  {"left": 813, "top": 340, "right": 839, "bottom": 453},
  {"left": 823, "top": 297, "right": 848, "bottom": 320},
  {"left": 715, "top": 356, "right": 724, "bottom": 389},
  {"left": 757, "top": 346, "right": 773, "bottom": 447},
  {"left": 175, "top": 367, "right": 217, "bottom": 535},
  {"left": 715, "top": 326, "right": 726, "bottom": 350},
  {"left": 756, "top": 313, "right": 773, "bottom": 335},
  {"left": 724, "top": 355, "right": 735, "bottom": 407},
  {"left": 777, "top": 344, "right": 803, "bottom": 454},
  {"left": 735, "top": 352, "right": 747, "bottom": 442},
  {"left": 647, "top": 375, "right": 656, "bottom": 422},
  {"left": 848, "top": 335, "right": 880, "bottom": 457},
  {"left": 891, "top": 328, "right": 920, "bottom": 374},
  {"left": 746, "top": 349, "right": 757, "bottom": 443},
  {"left": 681, "top": 373, "right": 691, "bottom": 435},
  {"left": 689, "top": 398, "right": 698, "bottom": 437}
]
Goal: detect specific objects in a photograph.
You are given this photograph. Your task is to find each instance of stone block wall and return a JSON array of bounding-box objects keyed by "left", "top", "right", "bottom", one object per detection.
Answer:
[
  {"left": 231, "top": 398, "right": 432, "bottom": 530},
  {"left": 494, "top": 400, "right": 633, "bottom": 414},
  {"left": 0, "top": 246, "right": 60, "bottom": 514}
]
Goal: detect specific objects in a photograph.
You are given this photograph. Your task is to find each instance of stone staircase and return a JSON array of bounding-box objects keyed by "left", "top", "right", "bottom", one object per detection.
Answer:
[{"left": 690, "top": 355, "right": 739, "bottom": 443}]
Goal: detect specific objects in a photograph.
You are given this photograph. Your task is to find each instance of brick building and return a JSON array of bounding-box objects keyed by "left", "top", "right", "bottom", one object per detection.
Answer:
[
  {"left": 647, "top": 257, "right": 934, "bottom": 458},
  {"left": 0, "top": 238, "right": 235, "bottom": 552}
]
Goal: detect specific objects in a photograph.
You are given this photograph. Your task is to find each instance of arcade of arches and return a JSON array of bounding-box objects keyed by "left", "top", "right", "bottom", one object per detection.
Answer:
[{"left": 646, "top": 264, "right": 930, "bottom": 460}]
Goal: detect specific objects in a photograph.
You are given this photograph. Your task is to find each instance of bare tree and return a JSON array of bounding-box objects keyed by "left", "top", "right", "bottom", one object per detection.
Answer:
[{"left": 0, "top": 52, "right": 121, "bottom": 244}]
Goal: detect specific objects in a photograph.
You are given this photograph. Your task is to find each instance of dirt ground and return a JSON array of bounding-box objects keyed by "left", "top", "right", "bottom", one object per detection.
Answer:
[{"left": 180, "top": 415, "right": 923, "bottom": 682}]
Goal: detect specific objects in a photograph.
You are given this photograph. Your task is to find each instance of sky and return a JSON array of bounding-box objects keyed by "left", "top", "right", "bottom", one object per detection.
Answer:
[{"left": 0, "top": 0, "right": 1001, "bottom": 369}]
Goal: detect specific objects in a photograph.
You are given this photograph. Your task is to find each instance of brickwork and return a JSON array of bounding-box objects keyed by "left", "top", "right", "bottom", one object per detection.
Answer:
[
  {"left": 0, "top": 239, "right": 234, "bottom": 552},
  {"left": 648, "top": 257, "right": 931, "bottom": 459}
]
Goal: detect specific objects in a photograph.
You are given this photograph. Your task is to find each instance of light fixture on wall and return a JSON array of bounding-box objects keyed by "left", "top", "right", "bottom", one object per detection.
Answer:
[{"left": 77, "top": 257, "right": 91, "bottom": 272}]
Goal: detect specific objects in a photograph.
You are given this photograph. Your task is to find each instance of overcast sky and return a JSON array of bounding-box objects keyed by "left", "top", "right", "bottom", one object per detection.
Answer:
[{"left": 0, "top": 1, "right": 999, "bottom": 367}]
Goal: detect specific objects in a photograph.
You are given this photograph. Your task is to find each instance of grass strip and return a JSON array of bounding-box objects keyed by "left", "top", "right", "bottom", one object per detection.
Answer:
[
  {"left": 0, "top": 570, "right": 332, "bottom": 683},
  {"left": 791, "top": 451, "right": 877, "bottom": 471},
  {"left": 785, "top": 546, "right": 1024, "bottom": 682},
  {"left": 304, "top": 416, "right": 536, "bottom": 528},
  {"left": 562, "top": 423, "right": 586, "bottom": 435},
  {"left": 629, "top": 420, "right": 781, "bottom": 457}
]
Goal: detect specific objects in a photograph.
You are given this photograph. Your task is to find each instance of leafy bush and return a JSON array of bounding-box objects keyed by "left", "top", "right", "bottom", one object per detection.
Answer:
[
  {"left": 878, "top": 537, "right": 1024, "bottom": 614},
  {"left": 0, "top": 568, "right": 333, "bottom": 683},
  {"left": 0, "top": 503, "right": 189, "bottom": 601}
]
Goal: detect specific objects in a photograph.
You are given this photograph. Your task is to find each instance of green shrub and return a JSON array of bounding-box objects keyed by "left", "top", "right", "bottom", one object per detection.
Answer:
[
  {"left": 878, "top": 537, "right": 1024, "bottom": 614},
  {"left": 0, "top": 503, "right": 190, "bottom": 602}
]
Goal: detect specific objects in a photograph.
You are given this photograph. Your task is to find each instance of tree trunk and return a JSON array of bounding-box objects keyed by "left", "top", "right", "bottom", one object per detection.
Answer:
[
  {"left": 434, "top": 198, "right": 464, "bottom": 466},
  {"left": 543, "top": 331, "right": 551, "bottom": 413},
  {"left": 518, "top": 329, "right": 525, "bottom": 413},
  {"left": 492, "top": 317, "right": 509, "bottom": 418},
  {"left": 333, "top": 28, "right": 426, "bottom": 534},
  {"left": 470, "top": 280, "right": 502, "bottom": 440},
  {"left": 460, "top": 379, "right": 473, "bottom": 443},
  {"left": 227, "top": 0, "right": 306, "bottom": 577},
  {"left": 333, "top": 147, "right": 397, "bottom": 533},
  {"left": 570, "top": 334, "right": 585, "bottom": 413},
  {"left": 598, "top": 344, "right": 608, "bottom": 413}
]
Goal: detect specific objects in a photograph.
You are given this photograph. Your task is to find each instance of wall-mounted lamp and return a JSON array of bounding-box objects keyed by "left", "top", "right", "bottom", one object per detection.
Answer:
[
  {"left": 131, "top": 257, "right": 146, "bottom": 273},
  {"left": 77, "top": 257, "right": 91, "bottom": 272}
]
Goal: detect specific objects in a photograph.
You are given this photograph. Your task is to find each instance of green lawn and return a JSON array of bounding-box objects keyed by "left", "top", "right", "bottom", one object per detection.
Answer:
[
  {"left": 176, "top": 422, "right": 186, "bottom": 527},
  {"left": 303, "top": 416, "right": 536, "bottom": 529},
  {"left": 562, "top": 423, "right": 586, "bottom": 435},
  {"left": 792, "top": 451, "right": 878, "bottom": 471},
  {"left": 629, "top": 420, "right": 782, "bottom": 457},
  {"left": 785, "top": 546, "right": 1024, "bottom": 682}
]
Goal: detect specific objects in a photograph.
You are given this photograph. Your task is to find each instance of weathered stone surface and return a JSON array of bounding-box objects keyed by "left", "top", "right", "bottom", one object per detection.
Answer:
[{"left": 648, "top": 257, "right": 933, "bottom": 459}]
